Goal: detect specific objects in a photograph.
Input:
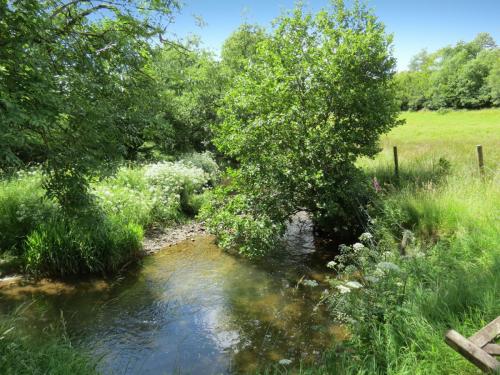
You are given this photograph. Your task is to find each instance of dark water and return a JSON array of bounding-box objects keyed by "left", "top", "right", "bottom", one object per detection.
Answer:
[{"left": 0, "top": 217, "right": 344, "bottom": 374}]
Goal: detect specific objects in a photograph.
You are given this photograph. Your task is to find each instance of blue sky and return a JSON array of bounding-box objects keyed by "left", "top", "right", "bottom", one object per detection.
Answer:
[{"left": 166, "top": 0, "right": 500, "bottom": 71}]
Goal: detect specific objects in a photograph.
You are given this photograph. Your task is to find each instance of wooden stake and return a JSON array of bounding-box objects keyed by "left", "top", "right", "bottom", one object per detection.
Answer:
[
  {"left": 477, "top": 145, "right": 485, "bottom": 177},
  {"left": 393, "top": 146, "right": 399, "bottom": 180}
]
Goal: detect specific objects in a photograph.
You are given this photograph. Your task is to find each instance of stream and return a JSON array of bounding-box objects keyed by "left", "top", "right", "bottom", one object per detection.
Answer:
[{"left": 0, "top": 217, "right": 344, "bottom": 374}]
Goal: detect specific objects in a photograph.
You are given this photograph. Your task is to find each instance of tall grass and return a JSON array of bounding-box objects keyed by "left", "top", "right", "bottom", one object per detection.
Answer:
[
  {"left": 0, "top": 171, "right": 57, "bottom": 253},
  {"left": 334, "top": 170, "right": 500, "bottom": 374},
  {"left": 0, "top": 305, "right": 97, "bottom": 375},
  {"left": 268, "top": 109, "right": 500, "bottom": 375}
]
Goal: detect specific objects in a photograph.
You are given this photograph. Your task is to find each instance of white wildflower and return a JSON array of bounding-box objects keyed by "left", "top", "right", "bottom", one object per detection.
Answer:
[
  {"left": 345, "top": 281, "right": 363, "bottom": 289},
  {"left": 336, "top": 285, "right": 351, "bottom": 294},
  {"left": 278, "top": 359, "right": 292, "bottom": 366},
  {"left": 359, "top": 232, "right": 373, "bottom": 242},
  {"left": 326, "top": 260, "right": 337, "bottom": 269},
  {"left": 302, "top": 279, "right": 319, "bottom": 287},
  {"left": 376, "top": 261, "right": 401, "bottom": 273},
  {"left": 365, "top": 275, "right": 380, "bottom": 283},
  {"left": 352, "top": 242, "right": 365, "bottom": 251}
]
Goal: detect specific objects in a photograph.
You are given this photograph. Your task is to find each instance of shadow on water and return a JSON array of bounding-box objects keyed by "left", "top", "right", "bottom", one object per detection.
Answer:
[{"left": 0, "top": 215, "right": 345, "bottom": 374}]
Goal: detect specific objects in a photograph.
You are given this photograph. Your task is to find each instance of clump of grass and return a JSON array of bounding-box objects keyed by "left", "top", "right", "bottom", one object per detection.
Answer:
[{"left": 24, "top": 214, "right": 143, "bottom": 276}]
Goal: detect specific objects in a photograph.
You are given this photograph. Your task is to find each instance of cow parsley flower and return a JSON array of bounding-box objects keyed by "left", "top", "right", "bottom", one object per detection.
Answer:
[
  {"left": 336, "top": 285, "right": 351, "bottom": 294},
  {"left": 345, "top": 281, "right": 363, "bottom": 289},
  {"left": 359, "top": 232, "right": 373, "bottom": 242},
  {"left": 376, "top": 261, "right": 401, "bottom": 273},
  {"left": 352, "top": 242, "right": 365, "bottom": 251},
  {"left": 303, "top": 279, "right": 319, "bottom": 287},
  {"left": 326, "top": 260, "right": 337, "bottom": 269}
]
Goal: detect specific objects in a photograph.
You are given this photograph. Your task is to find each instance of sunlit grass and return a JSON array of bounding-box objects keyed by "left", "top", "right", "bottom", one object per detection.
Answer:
[
  {"left": 362, "top": 108, "right": 500, "bottom": 176},
  {"left": 280, "top": 109, "right": 500, "bottom": 375}
]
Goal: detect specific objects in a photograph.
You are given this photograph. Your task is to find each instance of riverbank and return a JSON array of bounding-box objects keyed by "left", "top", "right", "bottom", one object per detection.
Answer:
[
  {"left": 285, "top": 108, "right": 500, "bottom": 375},
  {"left": 0, "top": 220, "right": 208, "bottom": 295},
  {"left": 143, "top": 221, "right": 206, "bottom": 254},
  {"left": 0, "top": 152, "right": 219, "bottom": 278}
]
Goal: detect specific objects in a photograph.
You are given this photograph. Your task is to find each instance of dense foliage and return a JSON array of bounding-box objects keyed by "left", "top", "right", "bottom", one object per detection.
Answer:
[
  {"left": 0, "top": 153, "right": 218, "bottom": 276},
  {"left": 220, "top": 23, "right": 267, "bottom": 77},
  {"left": 396, "top": 33, "right": 500, "bottom": 110},
  {"left": 203, "top": 1, "right": 401, "bottom": 256},
  {"left": 145, "top": 42, "right": 225, "bottom": 155},
  {"left": 0, "top": 0, "right": 183, "bottom": 209}
]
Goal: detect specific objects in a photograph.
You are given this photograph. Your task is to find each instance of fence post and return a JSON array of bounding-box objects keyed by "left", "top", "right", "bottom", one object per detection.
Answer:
[
  {"left": 476, "top": 145, "right": 484, "bottom": 178},
  {"left": 393, "top": 146, "right": 399, "bottom": 180}
]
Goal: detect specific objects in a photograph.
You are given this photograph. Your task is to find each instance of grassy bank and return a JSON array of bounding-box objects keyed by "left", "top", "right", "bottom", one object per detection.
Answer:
[
  {"left": 0, "top": 152, "right": 218, "bottom": 277},
  {"left": 303, "top": 109, "right": 500, "bottom": 374}
]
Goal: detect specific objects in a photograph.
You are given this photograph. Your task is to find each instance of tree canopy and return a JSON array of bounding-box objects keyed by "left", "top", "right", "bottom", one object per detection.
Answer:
[
  {"left": 0, "top": 0, "right": 179, "bottom": 208},
  {"left": 396, "top": 33, "right": 499, "bottom": 110},
  {"left": 203, "top": 1, "right": 401, "bottom": 256}
]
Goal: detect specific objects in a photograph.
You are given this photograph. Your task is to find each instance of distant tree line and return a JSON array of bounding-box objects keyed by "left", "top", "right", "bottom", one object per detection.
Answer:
[{"left": 395, "top": 33, "right": 500, "bottom": 110}]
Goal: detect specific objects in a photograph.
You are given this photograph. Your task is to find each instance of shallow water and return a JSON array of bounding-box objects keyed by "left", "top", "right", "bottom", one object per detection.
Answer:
[{"left": 0, "top": 219, "right": 343, "bottom": 374}]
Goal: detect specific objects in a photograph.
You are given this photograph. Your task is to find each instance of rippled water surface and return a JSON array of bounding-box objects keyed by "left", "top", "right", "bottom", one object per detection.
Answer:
[{"left": 0, "top": 219, "right": 344, "bottom": 374}]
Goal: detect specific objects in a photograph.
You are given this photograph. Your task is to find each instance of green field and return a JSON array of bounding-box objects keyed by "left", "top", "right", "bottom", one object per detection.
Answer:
[{"left": 368, "top": 109, "right": 500, "bottom": 173}]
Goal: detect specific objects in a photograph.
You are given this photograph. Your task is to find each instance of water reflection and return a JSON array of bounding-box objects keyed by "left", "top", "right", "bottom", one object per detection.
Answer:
[{"left": 0, "top": 217, "right": 341, "bottom": 374}]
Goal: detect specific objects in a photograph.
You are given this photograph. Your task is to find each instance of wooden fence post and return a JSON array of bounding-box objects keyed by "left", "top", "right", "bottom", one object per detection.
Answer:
[
  {"left": 445, "top": 316, "right": 500, "bottom": 373},
  {"left": 477, "top": 145, "right": 485, "bottom": 178},
  {"left": 393, "top": 146, "right": 399, "bottom": 180}
]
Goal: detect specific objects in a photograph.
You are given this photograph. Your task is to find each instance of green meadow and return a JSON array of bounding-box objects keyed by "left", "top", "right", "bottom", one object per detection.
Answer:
[{"left": 372, "top": 109, "right": 500, "bottom": 171}]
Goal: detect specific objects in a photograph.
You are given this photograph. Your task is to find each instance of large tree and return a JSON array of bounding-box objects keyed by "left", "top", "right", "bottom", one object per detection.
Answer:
[
  {"left": 0, "top": 0, "right": 179, "bottom": 209},
  {"left": 147, "top": 41, "right": 225, "bottom": 154},
  {"left": 221, "top": 23, "right": 267, "bottom": 75},
  {"left": 203, "top": 0, "right": 401, "bottom": 256}
]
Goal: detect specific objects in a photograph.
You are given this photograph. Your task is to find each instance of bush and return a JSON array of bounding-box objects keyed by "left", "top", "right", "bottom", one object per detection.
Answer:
[
  {"left": 200, "top": 189, "right": 285, "bottom": 256},
  {"left": 145, "top": 160, "right": 210, "bottom": 220},
  {"left": 210, "top": 1, "right": 401, "bottom": 256},
  {"left": 94, "top": 155, "right": 216, "bottom": 226},
  {"left": 179, "top": 151, "right": 220, "bottom": 183}
]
